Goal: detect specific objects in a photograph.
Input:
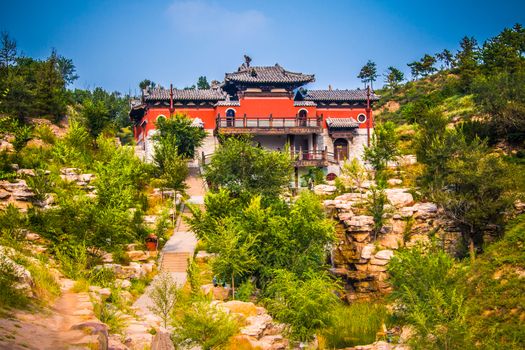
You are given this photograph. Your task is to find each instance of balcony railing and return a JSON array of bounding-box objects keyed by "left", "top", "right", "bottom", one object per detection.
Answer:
[
  {"left": 200, "top": 147, "right": 337, "bottom": 168},
  {"left": 216, "top": 115, "right": 323, "bottom": 134}
]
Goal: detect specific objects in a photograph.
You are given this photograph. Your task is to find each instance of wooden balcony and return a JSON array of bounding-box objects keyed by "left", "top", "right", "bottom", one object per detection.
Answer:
[
  {"left": 292, "top": 148, "right": 337, "bottom": 167},
  {"left": 216, "top": 115, "right": 323, "bottom": 135}
]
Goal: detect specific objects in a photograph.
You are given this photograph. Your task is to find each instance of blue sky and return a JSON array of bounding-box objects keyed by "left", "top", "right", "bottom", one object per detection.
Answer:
[{"left": 2, "top": 0, "right": 524, "bottom": 94}]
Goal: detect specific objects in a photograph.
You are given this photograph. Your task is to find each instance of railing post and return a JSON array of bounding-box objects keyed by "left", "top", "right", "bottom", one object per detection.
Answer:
[
  {"left": 243, "top": 114, "right": 247, "bottom": 127},
  {"left": 323, "top": 146, "right": 327, "bottom": 161},
  {"left": 269, "top": 114, "right": 273, "bottom": 128},
  {"left": 257, "top": 117, "right": 259, "bottom": 128},
  {"left": 299, "top": 146, "right": 303, "bottom": 160},
  {"left": 217, "top": 114, "right": 221, "bottom": 128}
]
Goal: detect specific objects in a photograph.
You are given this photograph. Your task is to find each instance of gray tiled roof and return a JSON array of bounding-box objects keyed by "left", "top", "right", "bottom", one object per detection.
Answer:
[
  {"left": 294, "top": 101, "right": 317, "bottom": 107},
  {"left": 215, "top": 101, "right": 241, "bottom": 107},
  {"left": 225, "top": 64, "right": 315, "bottom": 84},
  {"left": 326, "top": 117, "right": 360, "bottom": 128},
  {"left": 144, "top": 88, "right": 225, "bottom": 101},
  {"left": 304, "top": 89, "right": 380, "bottom": 102}
]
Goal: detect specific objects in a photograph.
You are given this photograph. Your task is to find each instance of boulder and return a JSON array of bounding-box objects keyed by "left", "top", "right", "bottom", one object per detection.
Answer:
[
  {"left": 70, "top": 322, "right": 109, "bottom": 350},
  {"left": 360, "top": 244, "right": 375, "bottom": 260},
  {"left": 0, "top": 190, "right": 10, "bottom": 200},
  {"left": 16, "top": 169, "right": 36, "bottom": 177},
  {"left": 25, "top": 232, "right": 41, "bottom": 241},
  {"left": 126, "top": 250, "right": 149, "bottom": 262},
  {"left": 345, "top": 215, "right": 374, "bottom": 232},
  {"left": 151, "top": 329, "right": 175, "bottom": 350},
  {"left": 387, "top": 178, "right": 403, "bottom": 186},
  {"left": 201, "top": 284, "right": 231, "bottom": 300},
  {"left": 374, "top": 250, "right": 394, "bottom": 261},
  {"left": 222, "top": 300, "right": 258, "bottom": 317},
  {"left": 313, "top": 184, "right": 337, "bottom": 195},
  {"left": 241, "top": 314, "right": 273, "bottom": 338},
  {"left": 384, "top": 188, "right": 414, "bottom": 208},
  {"left": 413, "top": 202, "right": 438, "bottom": 219}
]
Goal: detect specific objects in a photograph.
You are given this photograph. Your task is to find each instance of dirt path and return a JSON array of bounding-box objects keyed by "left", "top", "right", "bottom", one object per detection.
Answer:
[{"left": 0, "top": 279, "right": 103, "bottom": 350}]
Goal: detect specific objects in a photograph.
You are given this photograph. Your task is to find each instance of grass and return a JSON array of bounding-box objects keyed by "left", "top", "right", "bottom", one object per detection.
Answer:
[
  {"left": 26, "top": 262, "right": 60, "bottom": 304},
  {"left": 321, "top": 302, "right": 389, "bottom": 348},
  {"left": 93, "top": 301, "right": 127, "bottom": 334}
]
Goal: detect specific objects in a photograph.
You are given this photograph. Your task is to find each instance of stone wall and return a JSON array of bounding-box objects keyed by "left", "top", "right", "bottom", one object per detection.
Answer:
[{"left": 324, "top": 188, "right": 463, "bottom": 301}]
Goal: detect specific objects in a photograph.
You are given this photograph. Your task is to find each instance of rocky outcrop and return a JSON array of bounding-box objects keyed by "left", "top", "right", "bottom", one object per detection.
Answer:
[
  {"left": 217, "top": 301, "right": 289, "bottom": 350},
  {"left": 325, "top": 188, "right": 463, "bottom": 301}
]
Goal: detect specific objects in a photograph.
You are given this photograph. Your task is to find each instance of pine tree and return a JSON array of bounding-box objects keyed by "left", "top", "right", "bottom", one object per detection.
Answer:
[{"left": 357, "top": 60, "right": 378, "bottom": 89}]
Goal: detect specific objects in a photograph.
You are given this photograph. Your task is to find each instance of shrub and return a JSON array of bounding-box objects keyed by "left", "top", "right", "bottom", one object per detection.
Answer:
[
  {"left": 93, "top": 301, "right": 127, "bottom": 334},
  {"left": 263, "top": 270, "right": 340, "bottom": 341},
  {"left": 388, "top": 243, "right": 469, "bottom": 349},
  {"left": 172, "top": 300, "right": 239, "bottom": 350},
  {"left": 26, "top": 261, "right": 60, "bottom": 303},
  {"left": 0, "top": 256, "right": 30, "bottom": 308},
  {"left": 148, "top": 272, "right": 180, "bottom": 328}
]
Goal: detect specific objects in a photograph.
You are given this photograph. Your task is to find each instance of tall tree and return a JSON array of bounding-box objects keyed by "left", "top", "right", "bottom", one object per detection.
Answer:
[
  {"left": 139, "top": 79, "right": 156, "bottom": 91},
  {"left": 455, "top": 36, "right": 480, "bottom": 91},
  {"left": 420, "top": 54, "right": 437, "bottom": 76},
  {"left": 153, "top": 113, "right": 207, "bottom": 158},
  {"left": 357, "top": 60, "right": 378, "bottom": 89},
  {"left": 436, "top": 49, "right": 454, "bottom": 70},
  {"left": 384, "top": 66, "right": 404, "bottom": 89},
  {"left": 0, "top": 32, "right": 17, "bottom": 69},
  {"left": 364, "top": 121, "right": 399, "bottom": 173},
  {"left": 482, "top": 23, "right": 525, "bottom": 73},
  {"left": 407, "top": 61, "right": 423, "bottom": 80},
  {"left": 197, "top": 76, "right": 210, "bottom": 89}
]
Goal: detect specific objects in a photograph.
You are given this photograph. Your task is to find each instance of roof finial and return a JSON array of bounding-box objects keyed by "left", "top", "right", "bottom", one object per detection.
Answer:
[
  {"left": 328, "top": 84, "right": 332, "bottom": 91},
  {"left": 244, "top": 54, "right": 251, "bottom": 67}
]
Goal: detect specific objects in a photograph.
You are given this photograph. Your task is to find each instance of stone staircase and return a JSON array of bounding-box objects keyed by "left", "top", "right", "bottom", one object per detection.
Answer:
[{"left": 161, "top": 251, "right": 191, "bottom": 272}]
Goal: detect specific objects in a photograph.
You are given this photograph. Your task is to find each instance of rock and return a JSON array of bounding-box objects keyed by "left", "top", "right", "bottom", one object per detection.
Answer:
[
  {"left": 70, "top": 322, "right": 109, "bottom": 350},
  {"left": 16, "top": 169, "right": 35, "bottom": 177},
  {"left": 242, "top": 314, "right": 273, "bottom": 338},
  {"left": 374, "top": 250, "right": 394, "bottom": 260},
  {"left": 413, "top": 202, "right": 438, "bottom": 219},
  {"left": 201, "top": 284, "right": 231, "bottom": 300},
  {"left": 369, "top": 258, "right": 389, "bottom": 266},
  {"left": 1, "top": 179, "right": 29, "bottom": 192},
  {"left": 151, "top": 329, "right": 175, "bottom": 350},
  {"left": 313, "top": 184, "right": 337, "bottom": 195},
  {"left": 11, "top": 189, "right": 35, "bottom": 201},
  {"left": 0, "top": 190, "right": 10, "bottom": 199},
  {"left": 360, "top": 244, "right": 375, "bottom": 260},
  {"left": 116, "top": 279, "right": 132, "bottom": 289},
  {"left": 384, "top": 188, "right": 414, "bottom": 208},
  {"left": 345, "top": 215, "right": 374, "bottom": 232},
  {"left": 0, "top": 247, "right": 33, "bottom": 295},
  {"left": 127, "top": 250, "right": 150, "bottom": 261},
  {"left": 397, "top": 154, "right": 417, "bottom": 166},
  {"left": 60, "top": 167, "right": 81, "bottom": 175},
  {"left": 378, "top": 233, "right": 402, "bottom": 250},
  {"left": 387, "top": 178, "right": 403, "bottom": 186},
  {"left": 222, "top": 300, "right": 258, "bottom": 317},
  {"left": 195, "top": 250, "right": 214, "bottom": 263},
  {"left": 25, "top": 232, "right": 41, "bottom": 241},
  {"left": 141, "top": 262, "right": 155, "bottom": 276},
  {"left": 143, "top": 215, "right": 158, "bottom": 225}
]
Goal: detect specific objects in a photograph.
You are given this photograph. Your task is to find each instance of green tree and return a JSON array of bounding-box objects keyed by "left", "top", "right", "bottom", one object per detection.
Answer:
[
  {"left": 0, "top": 32, "right": 17, "bottom": 70},
  {"left": 208, "top": 219, "right": 257, "bottom": 297},
  {"left": 154, "top": 113, "right": 206, "bottom": 159},
  {"left": 481, "top": 23, "right": 525, "bottom": 74},
  {"left": 420, "top": 54, "right": 437, "bottom": 76},
  {"left": 357, "top": 60, "right": 378, "bottom": 89},
  {"left": 388, "top": 244, "right": 469, "bottom": 350},
  {"left": 139, "top": 79, "right": 156, "bottom": 90},
  {"left": 384, "top": 66, "right": 404, "bottom": 89},
  {"left": 407, "top": 60, "right": 423, "bottom": 80},
  {"left": 436, "top": 49, "right": 454, "bottom": 70},
  {"left": 148, "top": 272, "right": 180, "bottom": 328},
  {"left": 263, "top": 270, "right": 340, "bottom": 341},
  {"left": 364, "top": 121, "right": 399, "bottom": 173},
  {"left": 204, "top": 136, "right": 292, "bottom": 199},
  {"left": 455, "top": 36, "right": 480, "bottom": 91},
  {"left": 435, "top": 140, "right": 516, "bottom": 255},
  {"left": 81, "top": 99, "right": 111, "bottom": 137},
  {"left": 197, "top": 76, "right": 210, "bottom": 89},
  {"left": 366, "top": 185, "right": 390, "bottom": 240}
]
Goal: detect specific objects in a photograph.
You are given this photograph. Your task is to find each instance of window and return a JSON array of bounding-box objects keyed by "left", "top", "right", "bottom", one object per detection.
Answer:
[
  {"left": 357, "top": 113, "right": 367, "bottom": 123},
  {"left": 156, "top": 114, "right": 167, "bottom": 121},
  {"left": 226, "top": 109, "right": 235, "bottom": 127}
]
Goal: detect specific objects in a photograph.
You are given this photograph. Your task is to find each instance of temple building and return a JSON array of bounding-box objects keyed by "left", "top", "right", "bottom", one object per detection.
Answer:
[{"left": 130, "top": 58, "right": 379, "bottom": 184}]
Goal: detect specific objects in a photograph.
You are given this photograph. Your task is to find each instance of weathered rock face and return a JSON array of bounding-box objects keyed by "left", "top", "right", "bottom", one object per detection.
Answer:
[
  {"left": 219, "top": 301, "right": 289, "bottom": 350},
  {"left": 326, "top": 188, "right": 463, "bottom": 301}
]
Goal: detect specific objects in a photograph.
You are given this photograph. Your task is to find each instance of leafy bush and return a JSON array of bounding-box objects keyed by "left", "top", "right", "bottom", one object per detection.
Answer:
[
  {"left": 263, "top": 270, "right": 340, "bottom": 341},
  {"left": 172, "top": 300, "right": 239, "bottom": 350},
  {"left": 388, "top": 243, "right": 469, "bottom": 349},
  {"left": 93, "top": 301, "right": 127, "bottom": 334}
]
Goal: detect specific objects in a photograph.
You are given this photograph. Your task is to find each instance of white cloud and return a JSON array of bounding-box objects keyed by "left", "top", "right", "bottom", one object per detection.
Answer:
[{"left": 166, "top": 0, "right": 268, "bottom": 39}]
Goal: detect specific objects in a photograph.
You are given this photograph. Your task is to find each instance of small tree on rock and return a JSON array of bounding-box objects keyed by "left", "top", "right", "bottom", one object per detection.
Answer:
[{"left": 148, "top": 272, "right": 180, "bottom": 328}]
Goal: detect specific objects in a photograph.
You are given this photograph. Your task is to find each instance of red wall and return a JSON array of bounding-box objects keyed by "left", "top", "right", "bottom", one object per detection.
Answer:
[
  {"left": 135, "top": 99, "right": 374, "bottom": 140},
  {"left": 316, "top": 107, "right": 373, "bottom": 129}
]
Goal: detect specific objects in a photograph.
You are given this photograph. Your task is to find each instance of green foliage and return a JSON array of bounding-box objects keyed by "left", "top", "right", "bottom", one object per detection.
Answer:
[
  {"left": 235, "top": 279, "right": 255, "bottom": 302},
  {"left": 187, "top": 257, "right": 202, "bottom": 295},
  {"left": 188, "top": 190, "right": 334, "bottom": 284},
  {"left": 366, "top": 186, "right": 390, "bottom": 240},
  {"left": 197, "top": 76, "right": 210, "bottom": 89},
  {"left": 172, "top": 300, "right": 239, "bottom": 350},
  {"left": 322, "top": 302, "right": 389, "bottom": 348},
  {"left": 463, "top": 215, "right": 525, "bottom": 349},
  {"left": 153, "top": 132, "right": 188, "bottom": 191},
  {"left": 93, "top": 301, "right": 127, "bottom": 334},
  {"left": 148, "top": 272, "right": 180, "bottom": 328},
  {"left": 384, "top": 66, "right": 404, "bottom": 89},
  {"left": 300, "top": 167, "right": 325, "bottom": 187},
  {"left": 388, "top": 243, "right": 469, "bottom": 349},
  {"left": 154, "top": 114, "right": 206, "bottom": 159},
  {"left": 357, "top": 60, "right": 378, "bottom": 88},
  {"left": 0, "top": 256, "right": 30, "bottom": 309},
  {"left": 204, "top": 136, "right": 293, "bottom": 199},
  {"left": 0, "top": 204, "right": 27, "bottom": 247},
  {"left": 81, "top": 99, "right": 111, "bottom": 138},
  {"left": 364, "top": 121, "right": 399, "bottom": 172},
  {"left": 26, "top": 260, "right": 60, "bottom": 303},
  {"left": 263, "top": 269, "right": 340, "bottom": 341},
  {"left": 339, "top": 158, "right": 368, "bottom": 192}
]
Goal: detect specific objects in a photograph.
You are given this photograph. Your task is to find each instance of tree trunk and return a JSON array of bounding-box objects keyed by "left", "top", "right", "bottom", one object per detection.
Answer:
[{"left": 469, "top": 236, "right": 476, "bottom": 263}]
